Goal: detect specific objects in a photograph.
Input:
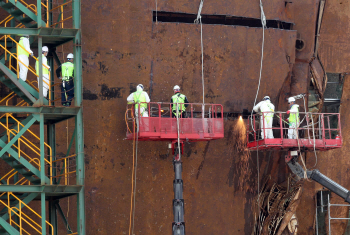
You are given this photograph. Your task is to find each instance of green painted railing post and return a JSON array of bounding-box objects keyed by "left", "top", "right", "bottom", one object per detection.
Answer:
[
  {"left": 41, "top": 192, "right": 46, "bottom": 235},
  {"left": 38, "top": 37, "right": 43, "bottom": 105},
  {"left": 37, "top": 0, "right": 42, "bottom": 27}
]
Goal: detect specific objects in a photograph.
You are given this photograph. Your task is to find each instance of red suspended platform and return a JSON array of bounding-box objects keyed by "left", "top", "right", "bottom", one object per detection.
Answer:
[
  {"left": 247, "top": 112, "right": 342, "bottom": 151},
  {"left": 126, "top": 102, "right": 224, "bottom": 141}
]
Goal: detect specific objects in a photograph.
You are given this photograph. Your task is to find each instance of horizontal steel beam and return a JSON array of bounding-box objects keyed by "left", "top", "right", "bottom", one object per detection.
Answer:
[
  {"left": 0, "top": 28, "right": 79, "bottom": 37},
  {"left": 0, "top": 106, "right": 80, "bottom": 115},
  {"left": 0, "top": 185, "right": 83, "bottom": 193}
]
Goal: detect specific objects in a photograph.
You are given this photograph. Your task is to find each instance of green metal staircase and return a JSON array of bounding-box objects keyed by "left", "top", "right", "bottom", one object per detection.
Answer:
[
  {"left": 0, "top": 0, "right": 84, "bottom": 233},
  {"left": 0, "top": 0, "right": 46, "bottom": 28}
]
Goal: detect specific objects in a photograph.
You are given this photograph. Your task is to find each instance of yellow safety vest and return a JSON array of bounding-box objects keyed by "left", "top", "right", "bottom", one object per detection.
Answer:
[{"left": 18, "top": 37, "right": 29, "bottom": 57}]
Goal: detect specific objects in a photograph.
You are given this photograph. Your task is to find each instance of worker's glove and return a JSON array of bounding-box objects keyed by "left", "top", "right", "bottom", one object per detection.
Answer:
[
  {"left": 48, "top": 68, "right": 51, "bottom": 72},
  {"left": 30, "top": 53, "right": 34, "bottom": 57},
  {"left": 286, "top": 110, "right": 290, "bottom": 114},
  {"left": 59, "top": 77, "right": 62, "bottom": 80}
]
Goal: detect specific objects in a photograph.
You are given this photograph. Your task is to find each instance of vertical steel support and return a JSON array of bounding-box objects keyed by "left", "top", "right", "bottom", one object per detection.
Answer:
[
  {"left": 49, "top": 199, "right": 58, "bottom": 235},
  {"left": 73, "top": 0, "right": 85, "bottom": 233},
  {"left": 47, "top": 122, "right": 58, "bottom": 235},
  {"left": 37, "top": 0, "right": 42, "bottom": 27},
  {"left": 47, "top": 123, "right": 56, "bottom": 183},
  {"left": 41, "top": 192, "right": 46, "bottom": 235},
  {"left": 40, "top": 114, "right": 45, "bottom": 184},
  {"left": 38, "top": 37, "right": 43, "bottom": 105},
  {"left": 328, "top": 194, "right": 331, "bottom": 235},
  {"left": 172, "top": 142, "right": 185, "bottom": 235},
  {"left": 49, "top": 51, "right": 55, "bottom": 103},
  {"left": 49, "top": 0, "right": 53, "bottom": 27}
]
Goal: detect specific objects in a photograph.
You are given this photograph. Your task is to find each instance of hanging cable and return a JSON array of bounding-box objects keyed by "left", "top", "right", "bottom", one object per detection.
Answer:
[
  {"left": 131, "top": 114, "right": 140, "bottom": 235},
  {"left": 155, "top": 0, "right": 158, "bottom": 24},
  {"left": 251, "top": 0, "right": 267, "bottom": 132},
  {"left": 310, "top": 113, "right": 318, "bottom": 168},
  {"left": 194, "top": 0, "right": 205, "bottom": 105},
  {"left": 128, "top": 119, "right": 136, "bottom": 235},
  {"left": 176, "top": 103, "right": 181, "bottom": 160}
]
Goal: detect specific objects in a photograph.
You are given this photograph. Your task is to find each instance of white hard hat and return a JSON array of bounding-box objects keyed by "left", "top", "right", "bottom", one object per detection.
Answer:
[
  {"left": 137, "top": 84, "right": 144, "bottom": 90},
  {"left": 67, "top": 53, "right": 74, "bottom": 59},
  {"left": 263, "top": 96, "right": 270, "bottom": 100},
  {"left": 288, "top": 97, "right": 296, "bottom": 103},
  {"left": 173, "top": 85, "right": 180, "bottom": 90},
  {"left": 42, "top": 46, "right": 48, "bottom": 52}
]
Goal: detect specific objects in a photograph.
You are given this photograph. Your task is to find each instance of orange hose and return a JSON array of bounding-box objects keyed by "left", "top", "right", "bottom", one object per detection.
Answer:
[{"left": 129, "top": 118, "right": 136, "bottom": 235}]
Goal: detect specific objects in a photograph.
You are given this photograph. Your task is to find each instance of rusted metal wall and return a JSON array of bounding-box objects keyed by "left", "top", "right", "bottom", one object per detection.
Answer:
[
  {"left": 0, "top": 0, "right": 332, "bottom": 233},
  {"left": 78, "top": 0, "right": 299, "bottom": 234},
  {"left": 299, "top": 0, "right": 350, "bottom": 234},
  {"left": 157, "top": 0, "right": 294, "bottom": 23},
  {"left": 318, "top": 0, "right": 350, "bottom": 73}
]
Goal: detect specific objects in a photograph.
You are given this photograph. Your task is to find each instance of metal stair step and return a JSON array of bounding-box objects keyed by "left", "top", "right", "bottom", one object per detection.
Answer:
[
  {"left": 21, "top": 171, "right": 34, "bottom": 177},
  {"left": 30, "top": 178, "right": 40, "bottom": 184},
  {"left": 10, "top": 9, "right": 24, "bottom": 16},
  {"left": 12, "top": 164, "right": 25, "bottom": 169},
  {"left": 19, "top": 16, "right": 33, "bottom": 23},
  {"left": 0, "top": 2, "right": 14, "bottom": 9},
  {"left": 2, "top": 156, "right": 17, "bottom": 162}
]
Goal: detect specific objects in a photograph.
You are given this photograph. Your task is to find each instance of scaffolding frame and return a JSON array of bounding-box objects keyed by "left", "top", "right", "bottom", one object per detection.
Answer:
[
  {"left": 0, "top": 0, "right": 85, "bottom": 233},
  {"left": 327, "top": 194, "right": 350, "bottom": 235}
]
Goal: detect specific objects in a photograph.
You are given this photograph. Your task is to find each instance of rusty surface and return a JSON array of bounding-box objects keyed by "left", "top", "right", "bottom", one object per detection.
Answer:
[
  {"left": 157, "top": 0, "right": 294, "bottom": 23},
  {"left": 0, "top": 0, "right": 350, "bottom": 234},
  {"left": 71, "top": 0, "right": 331, "bottom": 234},
  {"left": 310, "top": 58, "right": 327, "bottom": 98},
  {"left": 318, "top": 0, "right": 350, "bottom": 73}
]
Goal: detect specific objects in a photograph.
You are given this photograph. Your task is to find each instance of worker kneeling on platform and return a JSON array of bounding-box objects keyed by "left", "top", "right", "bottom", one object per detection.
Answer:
[
  {"left": 253, "top": 96, "right": 275, "bottom": 139},
  {"left": 286, "top": 97, "right": 300, "bottom": 139},
  {"left": 171, "top": 85, "right": 189, "bottom": 118}
]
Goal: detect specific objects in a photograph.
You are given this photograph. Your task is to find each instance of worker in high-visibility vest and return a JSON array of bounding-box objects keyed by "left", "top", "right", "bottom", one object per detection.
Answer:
[
  {"left": 18, "top": 35, "right": 33, "bottom": 81},
  {"left": 35, "top": 46, "right": 50, "bottom": 98},
  {"left": 286, "top": 97, "right": 300, "bottom": 139},
  {"left": 170, "top": 85, "right": 189, "bottom": 118},
  {"left": 56, "top": 53, "right": 74, "bottom": 106},
  {"left": 127, "top": 84, "right": 150, "bottom": 117},
  {"left": 253, "top": 96, "right": 275, "bottom": 139}
]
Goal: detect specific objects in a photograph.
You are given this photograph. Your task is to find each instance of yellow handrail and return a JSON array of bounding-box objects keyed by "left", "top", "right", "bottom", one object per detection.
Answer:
[
  {"left": 0, "top": 194, "right": 54, "bottom": 235},
  {"left": 52, "top": 154, "right": 76, "bottom": 185},
  {"left": 9, "top": 193, "right": 54, "bottom": 234},
  {"left": 15, "top": 0, "right": 37, "bottom": 14},
  {"left": 0, "top": 114, "right": 53, "bottom": 184},
  {"left": 0, "top": 15, "right": 13, "bottom": 26},
  {"left": 1, "top": 35, "right": 52, "bottom": 104},
  {"left": 7, "top": 114, "right": 53, "bottom": 156},
  {"left": 0, "top": 92, "right": 15, "bottom": 105}
]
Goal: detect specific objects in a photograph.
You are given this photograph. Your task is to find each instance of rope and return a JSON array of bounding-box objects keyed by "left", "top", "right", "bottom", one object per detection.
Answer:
[
  {"left": 129, "top": 118, "right": 136, "bottom": 235},
  {"left": 66, "top": 119, "right": 70, "bottom": 230},
  {"left": 155, "top": 0, "right": 158, "bottom": 24},
  {"left": 194, "top": 0, "right": 205, "bottom": 105},
  {"left": 251, "top": 0, "right": 267, "bottom": 132},
  {"left": 132, "top": 114, "right": 139, "bottom": 235},
  {"left": 176, "top": 103, "right": 181, "bottom": 160},
  {"left": 310, "top": 113, "right": 318, "bottom": 168},
  {"left": 295, "top": 120, "right": 308, "bottom": 180}
]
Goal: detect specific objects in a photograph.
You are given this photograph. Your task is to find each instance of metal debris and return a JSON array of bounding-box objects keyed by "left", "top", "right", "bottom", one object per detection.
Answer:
[{"left": 253, "top": 176, "right": 303, "bottom": 235}]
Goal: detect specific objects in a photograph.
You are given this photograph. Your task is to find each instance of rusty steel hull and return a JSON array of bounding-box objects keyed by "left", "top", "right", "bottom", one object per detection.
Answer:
[{"left": 29, "top": 0, "right": 350, "bottom": 234}]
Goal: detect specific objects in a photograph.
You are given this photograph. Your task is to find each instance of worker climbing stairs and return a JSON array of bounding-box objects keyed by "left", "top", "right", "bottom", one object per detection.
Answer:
[{"left": 0, "top": 0, "right": 85, "bottom": 233}]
